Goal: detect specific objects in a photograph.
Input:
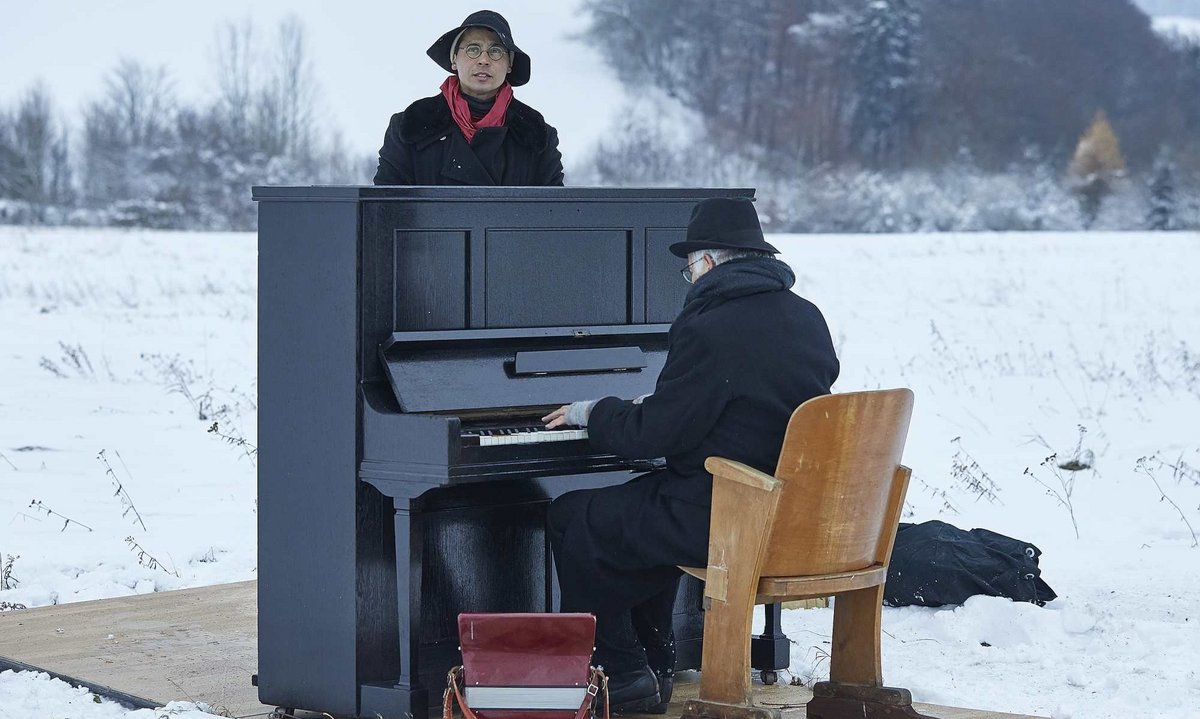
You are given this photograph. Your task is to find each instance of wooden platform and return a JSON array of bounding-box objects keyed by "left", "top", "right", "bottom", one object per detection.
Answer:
[
  {"left": 0, "top": 582, "right": 1042, "bottom": 719},
  {"left": 0, "top": 581, "right": 258, "bottom": 716}
]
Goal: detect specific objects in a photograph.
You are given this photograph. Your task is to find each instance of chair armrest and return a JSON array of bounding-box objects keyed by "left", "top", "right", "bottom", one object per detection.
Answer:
[
  {"left": 701, "top": 457, "right": 782, "bottom": 605},
  {"left": 704, "top": 457, "right": 780, "bottom": 492}
]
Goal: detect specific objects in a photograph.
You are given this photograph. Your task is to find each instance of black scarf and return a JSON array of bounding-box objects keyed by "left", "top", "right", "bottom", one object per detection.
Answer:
[
  {"left": 677, "top": 256, "right": 796, "bottom": 326},
  {"left": 464, "top": 93, "right": 496, "bottom": 120}
]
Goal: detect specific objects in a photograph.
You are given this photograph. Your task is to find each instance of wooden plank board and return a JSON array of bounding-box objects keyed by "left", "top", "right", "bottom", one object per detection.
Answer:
[
  {"left": 623, "top": 671, "right": 1045, "bottom": 718},
  {"left": 0, "top": 581, "right": 1044, "bottom": 719},
  {"left": 0, "top": 581, "right": 268, "bottom": 717}
]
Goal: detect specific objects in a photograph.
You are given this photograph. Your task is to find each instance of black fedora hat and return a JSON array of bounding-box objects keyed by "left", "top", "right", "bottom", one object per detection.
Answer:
[
  {"left": 427, "top": 10, "right": 531, "bottom": 87},
  {"left": 669, "top": 197, "right": 780, "bottom": 258}
]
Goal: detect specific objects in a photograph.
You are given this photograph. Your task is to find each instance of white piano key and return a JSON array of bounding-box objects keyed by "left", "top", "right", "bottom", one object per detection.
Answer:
[{"left": 468, "top": 426, "right": 590, "bottom": 445}]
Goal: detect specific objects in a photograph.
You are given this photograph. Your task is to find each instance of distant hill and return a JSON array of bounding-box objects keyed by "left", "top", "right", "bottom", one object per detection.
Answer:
[{"left": 584, "top": 0, "right": 1200, "bottom": 173}]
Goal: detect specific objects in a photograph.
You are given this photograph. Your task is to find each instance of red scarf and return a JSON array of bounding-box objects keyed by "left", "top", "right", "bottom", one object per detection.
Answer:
[{"left": 440, "top": 76, "right": 513, "bottom": 143}]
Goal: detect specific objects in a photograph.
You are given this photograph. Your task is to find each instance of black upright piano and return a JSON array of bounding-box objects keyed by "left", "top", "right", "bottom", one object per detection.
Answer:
[{"left": 253, "top": 186, "right": 767, "bottom": 719}]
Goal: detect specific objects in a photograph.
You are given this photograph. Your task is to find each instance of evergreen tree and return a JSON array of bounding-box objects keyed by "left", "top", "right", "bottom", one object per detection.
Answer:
[
  {"left": 1147, "top": 147, "right": 1176, "bottom": 231},
  {"left": 1068, "top": 111, "right": 1125, "bottom": 228},
  {"left": 849, "top": 0, "right": 921, "bottom": 168}
]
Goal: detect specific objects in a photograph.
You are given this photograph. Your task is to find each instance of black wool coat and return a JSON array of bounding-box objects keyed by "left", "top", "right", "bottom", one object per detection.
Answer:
[
  {"left": 548, "top": 259, "right": 840, "bottom": 615},
  {"left": 373, "top": 94, "right": 565, "bottom": 186},
  {"left": 587, "top": 260, "right": 841, "bottom": 507}
]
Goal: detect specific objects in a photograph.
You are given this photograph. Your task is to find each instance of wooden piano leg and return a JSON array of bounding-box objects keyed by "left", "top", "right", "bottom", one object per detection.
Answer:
[
  {"left": 396, "top": 498, "right": 424, "bottom": 690},
  {"left": 359, "top": 496, "right": 430, "bottom": 718},
  {"left": 750, "top": 602, "right": 790, "bottom": 684}
]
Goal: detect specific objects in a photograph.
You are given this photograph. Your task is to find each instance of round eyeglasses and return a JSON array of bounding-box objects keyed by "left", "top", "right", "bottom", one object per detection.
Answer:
[
  {"left": 680, "top": 257, "right": 706, "bottom": 283},
  {"left": 460, "top": 44, "right": 509, "bottom": 62}
]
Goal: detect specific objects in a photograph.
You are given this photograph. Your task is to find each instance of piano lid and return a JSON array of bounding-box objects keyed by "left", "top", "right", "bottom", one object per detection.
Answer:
[{"left": 379, "top": 325, "right": 669, "bottom": 414}]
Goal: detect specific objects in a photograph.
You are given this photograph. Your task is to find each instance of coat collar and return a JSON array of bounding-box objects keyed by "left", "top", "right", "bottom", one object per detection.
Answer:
[{"left": 399, "top": 94, "right": 550, "bottom": 151}]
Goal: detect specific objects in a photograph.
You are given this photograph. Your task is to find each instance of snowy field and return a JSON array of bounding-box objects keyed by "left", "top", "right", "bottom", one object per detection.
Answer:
[{"left": 1, "top": 226, "right": 1199, "bottom": 719}]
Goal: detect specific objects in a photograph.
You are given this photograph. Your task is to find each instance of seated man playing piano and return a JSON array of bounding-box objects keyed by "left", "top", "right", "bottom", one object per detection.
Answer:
[{"left": 543, "top": 197, "right": 840, "bottom": 713}]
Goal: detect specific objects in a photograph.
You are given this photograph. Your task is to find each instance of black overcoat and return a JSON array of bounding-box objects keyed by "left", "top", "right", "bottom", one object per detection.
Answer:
[
  {"left": 549, "top": 259, "right": 840, "bottom": 614},
  {"left": 588, "top": 268, "right": 840, "bottom": 506},
  {"left": 373, "top": 94, "right": 564, "bottom": 186}
]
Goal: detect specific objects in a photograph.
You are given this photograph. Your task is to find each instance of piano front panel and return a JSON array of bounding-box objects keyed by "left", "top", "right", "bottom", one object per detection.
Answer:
[
  {"left": 419, "top": 496, "right": 549, "bottom": 646},
  {"left": 394, "top": 230, "right": 468, "bottom": 331},
  {"left": 483, "top": 229, "right": 630, "bottom": 328},
  {"left": 646, "top": 228, "right": 691, "bottom": 323}
]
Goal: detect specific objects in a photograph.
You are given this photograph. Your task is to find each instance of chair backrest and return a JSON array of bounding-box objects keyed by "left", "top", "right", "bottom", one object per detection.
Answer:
[{"left": 758, "top": 388, "right": 914, "bottom": 578}]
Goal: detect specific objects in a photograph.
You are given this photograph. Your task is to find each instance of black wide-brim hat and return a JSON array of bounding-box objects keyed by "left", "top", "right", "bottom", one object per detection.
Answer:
[
  {"left": 427, "top": 10, "right": 531, "bottom": 87},
  {"left": 669, "top": 197, "right": 780, "bottom": 257}
]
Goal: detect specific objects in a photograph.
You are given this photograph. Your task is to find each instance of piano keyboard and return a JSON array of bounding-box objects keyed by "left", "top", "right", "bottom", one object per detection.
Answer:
[{"left": 462, "top": 425, "right": 588, "bottom": 447}]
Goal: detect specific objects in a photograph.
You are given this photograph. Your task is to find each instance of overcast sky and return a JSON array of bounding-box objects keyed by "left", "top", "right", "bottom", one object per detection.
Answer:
[
  {"left": 4, "top": 1, "right": 1191, "bottom": 166},
  {"left": 0, "top": 1, "right": 627, "bottom": 163},
  {"left": 1133, "top": 0, "right": 1200, "bottom": 19}
]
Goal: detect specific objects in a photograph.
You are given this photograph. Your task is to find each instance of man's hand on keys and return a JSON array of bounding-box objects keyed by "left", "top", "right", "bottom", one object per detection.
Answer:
[{"left": 543, "top": 400, "right": 596, "bottom": 429}]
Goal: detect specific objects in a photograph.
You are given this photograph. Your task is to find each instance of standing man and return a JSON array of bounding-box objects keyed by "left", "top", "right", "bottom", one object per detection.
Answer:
[
  {"left": 373, "top": 10, "right": 564, "bottom": 186},
  {"left": 543, "top": 197, "right": 840, "bottom": 713}
]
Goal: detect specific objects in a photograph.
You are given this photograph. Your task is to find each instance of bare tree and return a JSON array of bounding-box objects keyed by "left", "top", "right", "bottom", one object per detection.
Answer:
[
  {"left": 212, "top": 18, "right": 257, "bottom": 154},
  {"left": 256, "top": 15, "right": 318, "bottom": 164},
  {"left": 0, "top": 112, "right": 18, "bottom": 199},
  {"left": 102, "top": 58, "right": 175, "bottom": 147},
  {"left": 11, "top": 83, "right": 53, "bottom": 210},
  {"left": 4, "top": 82, "right": 74, "bottom": 220},
  {"left": 82, "top": 58, "right": 176, "bottom": 206}
]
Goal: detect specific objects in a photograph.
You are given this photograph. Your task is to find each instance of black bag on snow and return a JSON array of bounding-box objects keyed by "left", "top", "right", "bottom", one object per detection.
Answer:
[{"left": 883, "top": 520, "right": 1056, "bottom": 607}]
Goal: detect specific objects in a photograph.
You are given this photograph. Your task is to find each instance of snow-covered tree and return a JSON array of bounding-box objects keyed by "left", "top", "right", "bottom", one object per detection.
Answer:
[
  {"left": 849, "top": 0, "right": 921, "bottom": 168},
  {"left": 1147, "top": 147, "right": 1177, "bottom": 230}
]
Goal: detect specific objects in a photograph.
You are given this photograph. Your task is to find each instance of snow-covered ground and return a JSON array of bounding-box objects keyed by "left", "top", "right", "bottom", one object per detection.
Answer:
[
  {"left": 1, "top": 227, "right": 1198, "bottom": 718},
  {"left": 0, "top": 672, "right": 213, "bottom": 719}
]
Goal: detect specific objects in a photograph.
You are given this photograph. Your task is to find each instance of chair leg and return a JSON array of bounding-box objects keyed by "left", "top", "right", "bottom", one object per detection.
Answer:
[
  {"left": 806, "top": 683, "right": 938, "bottom": 719},
  {"left": 829, "top": 583, "right": 884, "bottom": 685},
  {"left": 694, "top": 584, "right": 756, "bottom": 699},
  {"left": 681, "top": 589, "right": 782, "bottom": 719},
  {"left": 681, "top": 471, "right": 782, "bottom": 719},
  {"left": 806, "top": 584, "right": 936, "bottom": 719}
]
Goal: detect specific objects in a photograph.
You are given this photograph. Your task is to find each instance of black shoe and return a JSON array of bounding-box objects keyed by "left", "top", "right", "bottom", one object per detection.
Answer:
[
  {"left": 642, "top": 632, "right": 675, "bottom": 713},
  {"left": 649, "top": 670, "right": 673, "bottom": 712},
  {"left": 604, "top": 665, "right": 661, "bottom": 715}
]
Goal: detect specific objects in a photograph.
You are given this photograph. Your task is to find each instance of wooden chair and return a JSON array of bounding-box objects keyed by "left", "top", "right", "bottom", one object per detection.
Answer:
[{"left": 679, "top": 388, "right": 935, "bottom": 719}]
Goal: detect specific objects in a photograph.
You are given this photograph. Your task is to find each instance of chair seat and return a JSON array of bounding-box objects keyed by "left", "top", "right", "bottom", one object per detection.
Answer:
[{"left": 679, "top": 564, "right": 887, "bottom": 604}]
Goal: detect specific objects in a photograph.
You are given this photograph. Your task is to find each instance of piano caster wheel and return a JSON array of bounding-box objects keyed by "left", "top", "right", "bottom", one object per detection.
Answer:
[{"left": 761, "top": 670, "right": 778, "bottom": 685}]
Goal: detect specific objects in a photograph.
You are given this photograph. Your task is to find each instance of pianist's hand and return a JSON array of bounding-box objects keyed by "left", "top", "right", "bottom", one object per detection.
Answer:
[{"left": 543, "top": 400, "right": 597, "bottom": 429}]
